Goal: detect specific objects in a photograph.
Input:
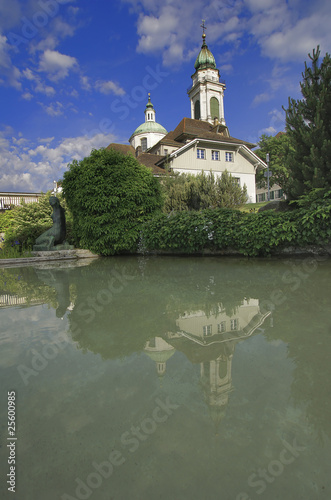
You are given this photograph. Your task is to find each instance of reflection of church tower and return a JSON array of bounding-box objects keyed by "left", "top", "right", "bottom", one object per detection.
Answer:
[
  {"left": 144, "top": 337, "right": 176, "bottom": 378},
  {"left": 187, "top": 22, "right": 227, "bottom": 128},
  {"left": 200, "top": 343, "right": 235, "bottom": 430}
]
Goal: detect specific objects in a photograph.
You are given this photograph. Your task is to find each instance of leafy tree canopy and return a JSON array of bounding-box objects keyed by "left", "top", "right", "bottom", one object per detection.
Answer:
[
  {"left": 255, "top": 133, "right": 292, "bottom": 193},
  {"left": 283, "top": 46, "right": 331, "bottom": 201},
  {"left": 161, "top": 170, "right": 248, "bottom": 212},
  {"left": 62, "top": 148, "right": 163, "bottom": 255}
]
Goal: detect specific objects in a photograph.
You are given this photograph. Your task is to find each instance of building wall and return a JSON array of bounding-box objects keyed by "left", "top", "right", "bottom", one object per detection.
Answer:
[
  {"left": 256, "top": 184, "right": 285, "bottom": 203},
  {"left": 130, "top": 131, "right": 166, "bottom": 151},
  {"left": 0, "top": 192, "right": 42, "bottom": 210},
  {"left": 169, "top": 142, "right": 257, "bottom": 202}
]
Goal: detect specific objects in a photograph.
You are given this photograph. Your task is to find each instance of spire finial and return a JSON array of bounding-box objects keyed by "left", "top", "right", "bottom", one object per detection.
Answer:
[{"left": 200, "top": 19, "right": 207, "bottom": 45}]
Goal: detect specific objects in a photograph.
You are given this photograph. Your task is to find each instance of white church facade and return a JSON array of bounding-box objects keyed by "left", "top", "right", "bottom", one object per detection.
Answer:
[{"left": 108, "top": 28, "right": 267, "bottom": 203}]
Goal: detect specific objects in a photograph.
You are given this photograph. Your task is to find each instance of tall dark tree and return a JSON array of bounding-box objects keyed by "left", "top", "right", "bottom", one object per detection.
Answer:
[{"left": 283, "top": 47, "right": 331, "bottom": 201}]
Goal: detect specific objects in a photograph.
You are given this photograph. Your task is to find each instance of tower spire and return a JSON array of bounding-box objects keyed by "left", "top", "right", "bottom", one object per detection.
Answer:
[
  {"left": 200, "top": 19, "right": 207, "bottom": 45},
  {"left": 187, "top": 25, "right": 227, "bottom": 128}
]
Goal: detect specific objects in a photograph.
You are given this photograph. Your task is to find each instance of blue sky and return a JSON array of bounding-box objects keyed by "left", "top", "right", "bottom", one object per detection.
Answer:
[{"left": 1, "top": 0, "right": 330, "bottom": 192}]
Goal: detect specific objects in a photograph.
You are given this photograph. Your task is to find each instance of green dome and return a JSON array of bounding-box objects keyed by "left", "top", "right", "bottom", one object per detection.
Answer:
[
  {"left": 145, "top": 348, "right": 175, "bottom": 364},
  {"left": 194, "top": 34, "right": 216, "bottom": 70},
  {"left": 131, "top": 121, "right": 167, "bottom": 137}
]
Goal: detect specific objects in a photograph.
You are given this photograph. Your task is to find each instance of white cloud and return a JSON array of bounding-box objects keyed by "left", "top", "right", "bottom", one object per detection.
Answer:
[
  {"left": 22, "top": 67, "right": 56, "bottom": 96},
  {"left": 80, "top": 75, "right": 91, "bottom": 91},
  {"left": 220, "top": 64, "right": 233, "bottom": 74},
  {"left": 38, "top": 49, "right": 78, "bottom": 80},
  {"left": 38, "top": 101, "right": 64, "bottom": 117},
  {"left": 123, "top": 0, "right": 331, "bottom": 68},
  {"left": 30, "top": 17, "right": 77, "bottom": 54},
  {"left": 252, "top": 92, "right": 273, "bottom": 106},
  {"left": 0, "top": 129, "right": 117, "bottom": 192},
  {"left": 258, "top": 108, "right": 286, "bottom": 137},
  {"left": 22, "top": 91, "right": 33, "bottom": 100},
  {"left": 95, "top": 80, "right": 125, "bottom": 96},
  {"left": 0, "top": 34, "right": 22, "bottom": 89}
]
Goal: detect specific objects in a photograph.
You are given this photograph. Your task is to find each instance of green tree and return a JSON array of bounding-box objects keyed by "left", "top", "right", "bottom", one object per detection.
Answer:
[
  {"left": 162, "top": 170, "right": 248, "bottom": 212},
  {"left": 62, "top": 148, "right": 163, "bottom": 255},
  {"left": 0, "top": 192, "right": 69, "bottom": 252},
  {"left": 255, "top": 133, "right": 292, "bottom": 193},
  {"left": 283, "top": 46, "right": 331, "bottom": 201}
]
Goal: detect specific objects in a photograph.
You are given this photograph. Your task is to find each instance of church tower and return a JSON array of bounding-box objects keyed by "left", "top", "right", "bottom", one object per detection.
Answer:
[{"left": 188, "top": 21, "right": 226, "bottom": 126}]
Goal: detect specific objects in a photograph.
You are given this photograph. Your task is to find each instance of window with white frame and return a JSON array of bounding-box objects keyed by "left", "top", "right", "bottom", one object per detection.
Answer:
[
  {"left": 212, "top": 150, "right": 220, "bottom": 161},
  {"left": 217, "top": 321, "right": 226, "bottom": 333},
  {"left": 197, "top": 148, "right": 205, "bottom": 159},
  {"left": 230, "top": 319, "right": 239, "bottom": 331},
  {"left": 203, "top": 325, "right": 212, "bottom": 336},
  {"left": 225, "top": 151, "right": 234, "bottom": 162}
]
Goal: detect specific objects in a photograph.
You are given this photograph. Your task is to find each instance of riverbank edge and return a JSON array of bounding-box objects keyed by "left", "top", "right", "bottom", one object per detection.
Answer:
[
  {"left": 0, "top": 249, "right": 99, "bottom": 267},
  {"left": 1, "top": 244, "right": 331, "bottom": 267}
]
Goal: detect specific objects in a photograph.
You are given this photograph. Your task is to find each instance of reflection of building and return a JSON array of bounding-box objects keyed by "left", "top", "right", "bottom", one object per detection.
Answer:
[
  {"left": 144, "top": 336, "right": 175, "bottom": 377},
  {"left": 0, "top": 294, "right": 43, "bottom": 308},
  {"left": 145, "top": 299, "right": 271, "bottom": 428},
  {"left": 175, "top": 299, "right": 268, "bottom": 343}
]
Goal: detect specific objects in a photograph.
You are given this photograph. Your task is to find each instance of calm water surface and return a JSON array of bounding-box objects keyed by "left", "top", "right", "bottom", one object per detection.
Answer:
[{"left": 0, "top": 256, "right": 331, "bottom": 500}]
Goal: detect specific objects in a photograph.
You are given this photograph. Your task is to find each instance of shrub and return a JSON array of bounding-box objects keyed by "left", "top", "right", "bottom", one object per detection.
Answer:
[
  {"left": 62, "top": 148, "right": 163, "bottom": 255},
  {"left": 140, "top": 203, "right": 331, "bottom": 256},
  {"left": 161, "top": 170, "right": 248, "bottom": 212}
]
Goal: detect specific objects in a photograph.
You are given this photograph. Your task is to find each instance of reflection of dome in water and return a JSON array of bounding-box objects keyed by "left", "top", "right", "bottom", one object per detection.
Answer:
[{"left": 144, "top": 337, "right": 176, "bottom": 377}]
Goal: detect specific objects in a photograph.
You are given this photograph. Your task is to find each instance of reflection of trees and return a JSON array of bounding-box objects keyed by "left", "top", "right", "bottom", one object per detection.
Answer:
[
  {"left": 0, "top": 266, "right": 58, "bottom": 308},
  {"left": 4, "top": 256, "right": 330, "bottom": 440},
  {"left": 264, "top": 261, "right": 331, "bottom": 441}
]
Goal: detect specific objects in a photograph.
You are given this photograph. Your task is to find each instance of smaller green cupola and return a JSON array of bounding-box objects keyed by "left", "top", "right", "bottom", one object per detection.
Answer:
[
  {"left": 129, "top": 93, "right": 167, "bottom": 152},
  {"left": 144, "top": 93, "right": 156, "bottom": 122}
]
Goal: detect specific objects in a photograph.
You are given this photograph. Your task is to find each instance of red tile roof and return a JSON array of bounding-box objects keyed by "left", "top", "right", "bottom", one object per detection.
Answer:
[
  {"left": 106, "top": 143, "right": 135, "bottom": 155},
  {"left": 136, "top": 153, "right": 168, "bottom": 175}
]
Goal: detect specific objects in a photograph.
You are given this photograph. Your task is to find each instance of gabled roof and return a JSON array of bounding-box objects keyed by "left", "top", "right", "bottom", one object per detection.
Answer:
[
  {"left": 155, "top": 137, "right": 267, "bottom": 170},
  {"left": 171, "top": 118, "right": 256, "bottom": 148}
]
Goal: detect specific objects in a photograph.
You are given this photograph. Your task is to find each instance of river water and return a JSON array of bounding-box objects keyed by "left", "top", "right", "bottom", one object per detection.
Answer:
[{"left": 0, "top": 255, "right": 330, "bottom": 500}]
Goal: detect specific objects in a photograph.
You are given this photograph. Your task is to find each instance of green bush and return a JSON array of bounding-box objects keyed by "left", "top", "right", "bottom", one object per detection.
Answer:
[
  {"left": 0, "top": 192, "right": 73, "bottom": 254},
  {"left": 62, "top": 148, "right": 163, "bottom": 255},
  {"left": 140, "top": 203, "right": 331, "bottom": 256}
]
